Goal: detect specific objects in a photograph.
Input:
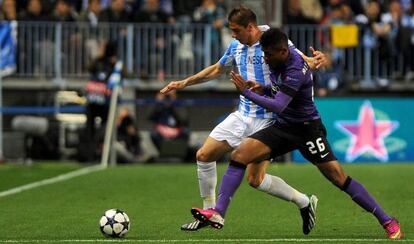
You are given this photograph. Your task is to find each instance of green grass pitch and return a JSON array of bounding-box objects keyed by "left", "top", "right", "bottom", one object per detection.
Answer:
[{"left": 0, "top": 162, "right": 413, "bottom": 243}]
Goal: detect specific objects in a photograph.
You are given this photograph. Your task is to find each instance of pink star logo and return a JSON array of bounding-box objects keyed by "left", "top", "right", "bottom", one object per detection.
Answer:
[{"left": 336, "top": 101, "right": 399, "bottom": 162}]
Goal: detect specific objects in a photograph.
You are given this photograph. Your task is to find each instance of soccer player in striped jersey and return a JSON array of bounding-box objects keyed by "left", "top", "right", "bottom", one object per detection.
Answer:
[
  {"left": 160, "top": 6, "right": 325, "bottom": 233},
  {"left": 192, "top": 28, "right": 401, "bottom": 239}
]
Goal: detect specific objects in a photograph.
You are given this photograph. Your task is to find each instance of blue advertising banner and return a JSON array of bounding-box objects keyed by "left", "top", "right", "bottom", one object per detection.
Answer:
[
  {"left": 292, "top": 98, "right": 413, "bottom": 163},
  {"left": 0, "top": 21, "right": 17, "bottom": 77}
]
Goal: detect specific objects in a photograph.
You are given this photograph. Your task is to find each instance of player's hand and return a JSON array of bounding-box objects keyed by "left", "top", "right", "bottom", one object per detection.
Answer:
[
  {"left": 160, "top": 80, "right": 186, "bottom": 94},
  {"left": 230, "top": 71, "right": 263, "bottom": 95},
  {"left": 245, "top": 81, "right": 264, "bottom": 95},
  {"left": 309, "top": 46, "right": 327, "bottom": 69},
  {"left": 230, "top": 71, "right": 247, "bottom": 92},
  {"left": 231, "top": 71, "right": 263, "bottom": 94}
]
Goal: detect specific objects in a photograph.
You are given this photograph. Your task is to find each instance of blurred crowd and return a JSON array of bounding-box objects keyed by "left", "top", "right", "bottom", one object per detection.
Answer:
[
  {"left": 284, "top": 0, "right": 414, "bottom": 26},
  {"left": 0, "top": 0, "right": 412, "bottom": 26},
  {"left": 0, "top": 0, "right": 227, "bottom": 25},
  {"left": 1, "top": 0, "right": 414, "bottom": 95},
  {"left": 285, "top": 0, "right": 414, "bottom": 95}
]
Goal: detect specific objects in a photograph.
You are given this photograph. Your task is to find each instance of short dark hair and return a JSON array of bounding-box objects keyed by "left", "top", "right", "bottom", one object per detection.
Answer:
[
  {"left": 227, "top": 5, "right": 257, "bottom": 27},
  {"left": 260, "top": 28, "right": 288, "bottom": 50}
]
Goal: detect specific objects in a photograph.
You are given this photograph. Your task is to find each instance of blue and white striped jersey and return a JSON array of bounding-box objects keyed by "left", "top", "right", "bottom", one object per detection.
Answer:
[{"left": 219, "top": 25, "right": 297, "bottom": 119}]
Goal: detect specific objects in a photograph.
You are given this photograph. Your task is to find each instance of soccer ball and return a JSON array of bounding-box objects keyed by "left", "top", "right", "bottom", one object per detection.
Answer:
[{"left": 99, "top": 209, "right": 130, "bottom": 238}]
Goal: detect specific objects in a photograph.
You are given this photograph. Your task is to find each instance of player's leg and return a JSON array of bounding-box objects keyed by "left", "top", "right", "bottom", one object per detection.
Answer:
[
  {"left": 247, "top": 123, "right": 319, "bottom": 235},
  {"left": 315, "top": 160, "right": 402, "bottom": 239},
  {"left": 196, "top": 111, "right": 248, "bottom": 209},
  {"left": 182, "top": 112, "right": 240, "bottom": 231},
  {"left": 192, "top": 136, "right": 270, "bottom": 229},
  {"left": 181, "top": 136, "right": 232, "bottom": 231},
  {"left": 246, "top": 120, "right": 312, "bottom": 209},
  {"left": 248, "top": 161, "right": 310, "bottom": 209},
  {"left": 247, "top": 160, "right": 318, "bottom": 235},
  {"left": 196, "top": 136, "right": 233, "bottom": 209},
  {"left": 246, "top": 115, "right": 313, "bottom": 211},
  {"left": 297, "top": 120, "right": 401, "bottom": 239}
]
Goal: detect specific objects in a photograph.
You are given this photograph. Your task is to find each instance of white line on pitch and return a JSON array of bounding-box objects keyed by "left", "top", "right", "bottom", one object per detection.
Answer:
[
  {"left": 1, "top": 239, "right": 412, "bottom": 243},
  {"left": 0, "top": 165, "right": 105, "bottom": 198}
]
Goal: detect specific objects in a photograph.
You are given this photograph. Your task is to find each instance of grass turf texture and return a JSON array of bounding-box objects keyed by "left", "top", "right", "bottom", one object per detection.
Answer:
[
  {"left": 0, "top": 162, "right": 82, "bottom": 192},
  {"left": 0, "top": 162, "right": 412, "bottom": 243}
]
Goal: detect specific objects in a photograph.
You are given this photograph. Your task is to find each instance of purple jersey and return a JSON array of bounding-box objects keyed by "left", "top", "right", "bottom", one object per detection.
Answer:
[{"left": 242, "top": 47, "right": 320, "bottom": 124}]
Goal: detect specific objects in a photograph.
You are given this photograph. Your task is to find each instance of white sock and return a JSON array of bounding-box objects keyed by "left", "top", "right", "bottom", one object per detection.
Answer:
[
  {"left": 257, "top": 174, "right": 309, "bottom": 209},
  {"left": 197, "top": 161, "right": 217, "bottom": 209}
]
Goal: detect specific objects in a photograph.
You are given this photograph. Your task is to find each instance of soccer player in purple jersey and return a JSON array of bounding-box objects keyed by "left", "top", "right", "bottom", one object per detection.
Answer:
[
  {"left": 191, "top": 28, "right": 402, "bottom": 240},
  {"left": 161, "top": 6, "right": 326, "bottom": 233}
]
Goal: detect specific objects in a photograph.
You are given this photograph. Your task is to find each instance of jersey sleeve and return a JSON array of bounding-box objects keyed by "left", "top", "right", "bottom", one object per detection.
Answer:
[
  {"left": 241, "top": 67, "right": 306, "bottom": 114},
  {"left": 219, "top": 40, "right": 236, "bottom": 67},
  {"left": 242, "top": 87, "right": 292, "bottom": 114}
]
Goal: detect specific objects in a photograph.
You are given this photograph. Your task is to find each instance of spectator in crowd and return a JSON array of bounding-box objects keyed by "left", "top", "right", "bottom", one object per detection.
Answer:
[
  {"left": 77, "top": 0, "right": 101, "bottom": 26},
  {"left": 69, "top": 0, "right": 83, "bottom": 12},
  {"left": 405, "top": 0, "right": 414, "bottom": 80},
  {"left": 299, "top": 0, "right": 323, "bottom": 23},
  {"left": 98, "top": 0, "right": 111, "bottom": 10},
  {"left": 315, "top": 48, "right": 346, "bottom": 96},
  {"left": 49, "top": 0, "right": 80, "bottom": 78},
  {"left": 159, "top": 0, "right": 173, "bottom": 15},
  {"left": 172, "top": 0, "right": 200, "bottom": 23},
  {"left": 321, "top": 3, "right": 354, "bottom": 80},
  {"left": 320, "top": 0, "right": 360, "bottom": 21},
  {"left": 115, "top": 107, "right": 143, "bottom": 164},
  {"left": 356, "top": 0, "right": 393, "bottom": 86},
  {"left": 126, "top": 0, "right": 143, "bottom": 12},
  {"left": 321, "top": 2, "right": 355, "bottom": 25},
  {"left": 133, "top": 0, "right": 174, "bottom": 23},
  {"left": 356, "top": 0, "right": 392, "bottom": 45},
  {"left": 382, "top": 0, "right": 414, "bottom": 80},
  {"left": 345, "top": 0, "right": 366, "bottom": 16},
  {"left": 193, "top": 0, "right": 225, "bottom": 61},
  {"left": 193, "top": 0, "right": 225, "bottom": 27},
  {"left": 148, "top": 91, "right": 189, "bottom": 154},
  {"left": 0, "top": 0, "right": 17, "bottom": 20},
  {"left": 381, "top": 1, "right": 403, "bottom": 57},
  {"left": 99, "top": 0, "right": 131, "bottom": 22},
  {"left": 133, "top": 0, "right": 174, "bottom": 81},
  {"left": 14, "top": 0, "right": 28, "bottom": 13},
  {"left": 14, "top": 0, "right": 57, "bottom": 16},
  {"left": 283, "top": 0, "right": 318, "bottom": 24},
  {"left": 50, "top": 0, "right": 77, "bottom": 22},
  {"left": 77, "top": 0, "right": 102, "bottom": 64},
  {"left": 18, "top": 0, "right": 48, "bottom": 21},
  {"left": 17, "top": 0, "right": 49, "bottom": 75},
  {"left": 38, "top": 0, "right": 55, "bottom": 15}
]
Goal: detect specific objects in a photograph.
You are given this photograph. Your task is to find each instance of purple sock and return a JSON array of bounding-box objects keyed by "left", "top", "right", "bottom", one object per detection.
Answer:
[
  {"left": 344, "top": 178, "right": 392, "bottom": 225},
  {"left": 214, "top": 162, "right": 246, "bottom": 217}
]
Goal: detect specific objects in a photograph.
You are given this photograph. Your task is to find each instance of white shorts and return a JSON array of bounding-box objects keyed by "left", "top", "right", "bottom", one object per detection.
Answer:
[{"left": 209, "top": 111, "right": 274, "bottom": 148}]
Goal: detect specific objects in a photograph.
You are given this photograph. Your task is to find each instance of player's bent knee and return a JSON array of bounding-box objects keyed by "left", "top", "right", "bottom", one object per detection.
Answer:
[
  {"left": 196, "top": 148, "right": 211, "bottom": 162},
  {"left": 230, "top": 149, "right": 247, "bottom": 163}
]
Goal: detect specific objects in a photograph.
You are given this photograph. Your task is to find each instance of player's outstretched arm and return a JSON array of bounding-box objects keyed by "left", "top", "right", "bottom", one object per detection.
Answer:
[
  {"left": 301, "top": 46, "right": 327, "bottom": 70},
  {"left": 160, "top": 62, "right": 225, "bottom": 94},
  {"left": 160, "top": 80, "right": 187, "bottom": 94}
]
